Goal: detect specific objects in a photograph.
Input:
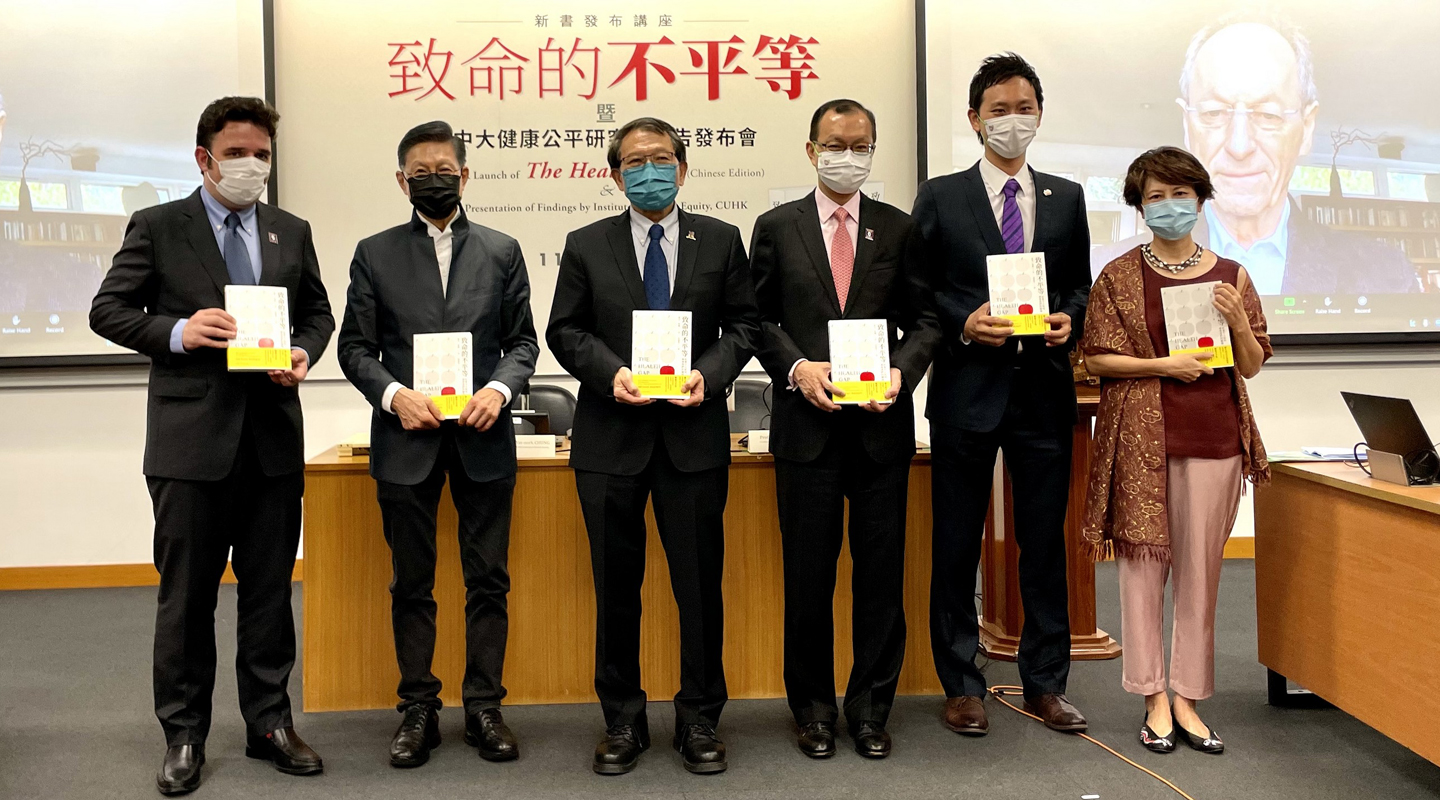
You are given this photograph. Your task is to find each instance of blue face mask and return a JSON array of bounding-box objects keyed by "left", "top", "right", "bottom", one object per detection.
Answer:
[
  {"left": 1143, "top": 198, "right": 1200, "bottom": 241},
  {"left": 621, "top": 162, "right": 679, "bottom": 211}
]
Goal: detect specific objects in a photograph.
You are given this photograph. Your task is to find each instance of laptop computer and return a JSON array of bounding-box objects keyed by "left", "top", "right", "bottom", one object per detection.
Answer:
[{"left": 1340, "top": 392, "right": 1439, "bottom": 485}]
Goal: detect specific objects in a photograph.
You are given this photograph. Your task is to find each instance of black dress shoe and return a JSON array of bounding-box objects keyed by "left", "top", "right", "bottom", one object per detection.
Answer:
[
  {"left": 390, "top": 705, "right": 442, "bottom": 768},
  {"left": 593, "top": 724, "right": 649, "bottom": 775},
  {"left": 464, "top": 708, "right": 519, "bottom": 762},
  {"left": 1139, "top": 719, "right": 1176, "bottom": 754},
  {"left": 1176, "top": 722, "right": 1225, "bottom": 754},
  {"left": 673, "top": 724, "right": 727, "bottom": 774},
  {"left": 245, "top": 726, "right": 324, "bottom": 775},
  {"left": 796, "top": 721, "right": 837, "bottom": 759},
  {"left": 852, "top": 721, "right": 892, "bottom": 759},
  {"left": 156, "top": 744, "right": 204, "bottom": 796}
]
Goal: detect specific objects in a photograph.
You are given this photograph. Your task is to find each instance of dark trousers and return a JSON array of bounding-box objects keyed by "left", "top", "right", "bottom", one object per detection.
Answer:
[
  {"left": 929, "top": 401, "right": 1073, "bottom": 698},
  {"left": 776, "top": 431, "right": 909, "bottom": 730},
  {"left": 376, "top": 433, "right": 515, "bottom": 715},
  {"left": 147, "top": 431, "right": 302, "bottom": 747},
  {"left": 575, "top": 444, "right": 728, "bottom": 738}
]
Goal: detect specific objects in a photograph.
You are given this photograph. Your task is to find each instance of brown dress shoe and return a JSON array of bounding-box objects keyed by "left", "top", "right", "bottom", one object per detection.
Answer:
[
  {"left": 942, "top": 696, "right": 989, "bottom": 736},
  {"left": 1024, "top": 693, "right": 1088, "bottom": 732}
]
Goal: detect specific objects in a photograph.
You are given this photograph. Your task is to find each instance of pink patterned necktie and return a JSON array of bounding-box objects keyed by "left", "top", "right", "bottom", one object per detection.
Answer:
[{"left": 831, "top": 206, "right": 854, "bottom": 312}]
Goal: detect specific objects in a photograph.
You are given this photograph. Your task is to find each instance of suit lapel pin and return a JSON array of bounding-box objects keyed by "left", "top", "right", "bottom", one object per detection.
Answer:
[
  {"left": 685, "top": 230, "right": 696, "bottom": 241},
  {"left": 268, "top": 232, "right": 279, "bottom": 244},
  {"left": 1043, "top": 188, "right": 1053, "bottom": 197},
  {"left": 865, "top": 228, "right": 875, "bottom": 241}
]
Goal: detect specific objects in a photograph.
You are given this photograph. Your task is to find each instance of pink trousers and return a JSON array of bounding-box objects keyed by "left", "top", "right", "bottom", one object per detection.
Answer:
[{"left": 1118, "top": 455, "right": 1243, "bottom": 700}]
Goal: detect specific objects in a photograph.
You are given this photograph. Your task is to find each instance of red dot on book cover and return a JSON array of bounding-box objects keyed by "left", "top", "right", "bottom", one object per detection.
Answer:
[
  {"left": 1198, "top": 337, "right": 1214, "bottom": 347},
  {"left": 258, "top": 338, "right": 274, "bottom": 348},
  {"left": 1018, "top": 304, "right": 1033, "bottom": 314},
  {"left": 441, "top": 387, "right": 456, "bottom": 395},
  {"left": 860, "top": 371, "right": 875, "bottom": 381},
  {"left": 660, "top": 366, "right": 675, "bottom": 375}
]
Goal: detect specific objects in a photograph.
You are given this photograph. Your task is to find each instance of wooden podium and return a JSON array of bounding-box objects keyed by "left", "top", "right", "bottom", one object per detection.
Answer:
[{"left": 978, "top": 390, "right": 1122, "bottom": 662}]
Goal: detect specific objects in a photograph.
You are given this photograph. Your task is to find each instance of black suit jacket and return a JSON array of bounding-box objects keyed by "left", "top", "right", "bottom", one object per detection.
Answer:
[
  {"left": 338, "top": 211, "right": 539, "bottom": 486},
  {"left": 89, "top": 188, "right": 335, "bottom": 481},
  {"left": 750, "top": 192, "right": 940, "bottom": 464},
  {"left": 910, "top": 163, "right": 1091, "bottom": 434},
  {"left": 547, "top": 209, "right": 760, "bottom": 476}
]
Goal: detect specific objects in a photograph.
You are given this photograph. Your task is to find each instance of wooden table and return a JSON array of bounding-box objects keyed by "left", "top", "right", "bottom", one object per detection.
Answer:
[
  {"left": 1255, "top": 462, "right": 1440, "bottom": 766},
  {"left": 303, "top": 419, "right": 1116, "bottom": 712}
]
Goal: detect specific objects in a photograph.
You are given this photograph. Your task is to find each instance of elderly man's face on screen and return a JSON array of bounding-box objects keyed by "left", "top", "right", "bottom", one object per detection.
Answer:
[{"left": 1179, "top": 23, "right": 1318, "bottom": 230}]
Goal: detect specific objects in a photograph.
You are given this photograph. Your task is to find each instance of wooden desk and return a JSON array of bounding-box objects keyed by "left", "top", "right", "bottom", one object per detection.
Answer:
[{"left": 1255, "top": 462, "right": 1440, "bottom": 766}]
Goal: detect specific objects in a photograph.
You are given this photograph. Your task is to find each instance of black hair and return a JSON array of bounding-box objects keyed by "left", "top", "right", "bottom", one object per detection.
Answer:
[
  {"left": 968, "top": 53, "right": 1044, "bottom": 143},
  {"left": 397, "top": 120, "right": 467, "bottom": 169},
  {"left": 809, "top": 98, "right": 876, "bottom": 142},
  {"left": 607, "top": 117, "right": 686, "bottom": 169},
  {"left": 196, "top": 96, "right": 279, "bottom": 151}
]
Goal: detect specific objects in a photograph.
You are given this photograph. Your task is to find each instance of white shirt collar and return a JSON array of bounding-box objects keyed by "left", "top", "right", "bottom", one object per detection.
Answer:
[
  {"left": 977, "top": 156, "right": 1033, "bottom": 199},
  {"left": 630, "top": 206, "right": 679, "bottom": 245},
  {"left": 423, "top": 215, "right": 455, "bottom": 241},
  {"left": 814, "top": 188, "right": 861, "bottom": 223}
]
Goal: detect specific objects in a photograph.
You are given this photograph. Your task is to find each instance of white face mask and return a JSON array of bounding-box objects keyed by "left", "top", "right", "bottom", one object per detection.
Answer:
[
  {"left": 981, "top": 114, "right": 1039, "bottom": 160},
  {"left": 814, "top": 148, "right": 873, "bottom": 195},
  {"left": 205, "top": 151, "right": 270, "bottom": 206}
]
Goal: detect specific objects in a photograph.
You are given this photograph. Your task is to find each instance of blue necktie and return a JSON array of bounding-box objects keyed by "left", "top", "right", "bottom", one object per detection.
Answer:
[
  {"left": 1001, "top": 179, "right": 1025, "bottom": 255},
  {"left": 643, "top": 223, "right": 669, "bottom": 310},
  {"left": 224, "top": 212, "right": 256, "bottom": 285}
]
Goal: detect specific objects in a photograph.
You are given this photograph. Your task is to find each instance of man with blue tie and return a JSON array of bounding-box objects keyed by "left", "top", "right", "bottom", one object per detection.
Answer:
[
  {"left": 90, "top": 97, "right": 334, "bottom": 795},
  {"left": 908, "top": 54, "right": 1092, "bottom": 738},
  {"left": 547, "top": 117, "right": 759, "bottom": 776}
]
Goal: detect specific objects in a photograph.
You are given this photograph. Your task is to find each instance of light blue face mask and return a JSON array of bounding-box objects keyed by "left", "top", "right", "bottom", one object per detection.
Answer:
[
  {"left": 621, "top": 162, "right": 679, "bottom": 211},
  {"left": 1143, "top": 198, "right": 1200, "bottom": 241}
]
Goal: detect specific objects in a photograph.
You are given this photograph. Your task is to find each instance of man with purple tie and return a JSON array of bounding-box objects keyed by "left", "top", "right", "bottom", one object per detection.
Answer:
[{"left": 906, "top": 53, "right": 1093, "bottom": 738}]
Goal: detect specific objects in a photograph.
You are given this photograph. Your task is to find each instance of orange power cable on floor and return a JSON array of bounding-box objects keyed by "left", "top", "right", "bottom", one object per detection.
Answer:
[{"left": 987, "top": 686, "right": 1199, "bottom": 800}]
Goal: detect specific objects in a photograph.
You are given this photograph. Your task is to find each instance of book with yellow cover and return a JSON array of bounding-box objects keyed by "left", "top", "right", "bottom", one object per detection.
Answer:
[
  {"left": 631, "top": 310, "right": 692, "bottom": 399},
  {"left": 413, "top": 332, "right": 473, "bottom": 419},
  {"left": 828, "top": 318, "right": 891, "bottom": 404},
  {"left": 986, "top": 252, "right": 1050, "bottom": 335},
  {"left": 224, "top": 285, "right": 290, "bottom": 371},
  {"left": 1161, "top": 281, "right": 1235, "bottom": 368}
]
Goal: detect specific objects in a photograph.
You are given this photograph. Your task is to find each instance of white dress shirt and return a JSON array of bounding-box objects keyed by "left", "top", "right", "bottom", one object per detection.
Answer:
[
  {"left": 629, "top": 206, "right": 679, "bottom": 295},
  {"left": 977, "top": 155, "right": 1035, "bottom": 254},
  {"left": 790, "top": 189, "right": 863, "bottom": 387},
  {"left": 382, "top": 214, "right": 512, "bottom": 415}
]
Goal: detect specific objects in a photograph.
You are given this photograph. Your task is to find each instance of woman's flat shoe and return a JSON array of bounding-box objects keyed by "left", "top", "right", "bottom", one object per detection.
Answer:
[
  {"left": 1176, "top": 723, "right": 1224, "bottom": 754},
  {"left": 1139, "top": 720, "right": 1176, "bottom": 754}
]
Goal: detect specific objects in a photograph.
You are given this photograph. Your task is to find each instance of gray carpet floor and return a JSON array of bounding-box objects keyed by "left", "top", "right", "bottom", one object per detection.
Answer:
[{"left": 2, "top": 561, "right": 1438, "bottom": 800}]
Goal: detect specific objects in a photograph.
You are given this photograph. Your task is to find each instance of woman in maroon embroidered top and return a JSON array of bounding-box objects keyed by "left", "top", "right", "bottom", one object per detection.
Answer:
[{"left": 1081, "top": 147, "right": 1271, "bottom": 756}]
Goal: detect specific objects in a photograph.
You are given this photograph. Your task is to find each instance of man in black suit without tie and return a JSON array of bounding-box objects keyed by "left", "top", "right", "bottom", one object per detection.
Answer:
[
  {"left": 90, "top": 97, "right": 333, "bottom": 796},
  {"left": 750, "top": 98, "right": 939, "bottom": 760},
  {"left": 547, "top": 116, "right": 759, "bottom": 776},
  {"left": 909, "top": 54, "right": 1092, "bottom": 737}
]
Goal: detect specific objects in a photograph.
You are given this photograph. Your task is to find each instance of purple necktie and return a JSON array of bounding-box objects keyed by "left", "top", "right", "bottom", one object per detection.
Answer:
[{"left": 1001, "top": 178, "right": 1024, "bottom": 254}]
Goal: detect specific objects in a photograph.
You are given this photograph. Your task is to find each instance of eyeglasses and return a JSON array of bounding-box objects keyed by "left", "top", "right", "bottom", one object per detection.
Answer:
[
  {"left": 620, "top": 152, "right": 678, "bottom": 170},
  {"left": 407, "top": 167, "right": 461, "bottom": 178},
  {"left": 1177, "top": 100, "right": 1304, "bottom": 133},
  {"left": 811, "top": 141, "right": 877, "bottom": 156}
]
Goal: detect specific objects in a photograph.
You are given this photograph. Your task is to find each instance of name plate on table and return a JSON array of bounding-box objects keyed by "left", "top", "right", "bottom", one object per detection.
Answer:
[
  {"left": 828, "top": 318, "right": 891, "bottom": 404},
  {"left": 987, "top": 252, "right": 1050, "bottom": 335},
  {"left": 414, "top": 332, "right": 473, "bottom": 419},
  {"left": 225, "top": 285, "right": 290, "bottom": 370},
  {"left": 631, "top": 310, "right": 692, "bottom": 398},
  {"left": 1161, "top": 282, "right": 1235, "bottom": 368},
  {"left": 515, "top": 434, "right": 558, "bottom": 459}
]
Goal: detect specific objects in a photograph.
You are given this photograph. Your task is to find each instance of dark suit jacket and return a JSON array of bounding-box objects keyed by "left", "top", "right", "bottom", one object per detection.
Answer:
[
  {"left": 1090, "top": 196, "right": 1423, "bottom": 295},
  {"left": 547, "top": 209, "right": 760, "bottom": 476},
  {"left": 338, "top": 210, "right": 539, "bottom": 486},
  {"left": 750, "top": 191, "right": 940, "bottom": 464},
  {"left": 910, "top": 163, "right": 1091, "bottom": 434},
  {"left": 89, "top": 188, "right": 334, "bottom": 481}
]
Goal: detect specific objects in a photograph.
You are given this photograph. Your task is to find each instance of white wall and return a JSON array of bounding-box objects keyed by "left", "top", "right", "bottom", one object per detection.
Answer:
[{"left": 3, "top": 350, "right": 1438, "bottom": 568}]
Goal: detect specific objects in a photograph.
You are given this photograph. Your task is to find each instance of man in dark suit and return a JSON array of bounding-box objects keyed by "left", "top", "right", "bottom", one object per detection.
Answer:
[
  {"left": 89, "top": 97, "right": 333, "bottom": 795},
  {"left": 750, "top": 99, "right": 939, "bottom": 760},
  {"left": 910, "top": 54, "right": 1091, "bottom": 737},
  {"left": 547, "top": 117, "right": 759, "bottom": 776},
  {"left": 338, "top": 121, "right": 538, "bottom": 768}
]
